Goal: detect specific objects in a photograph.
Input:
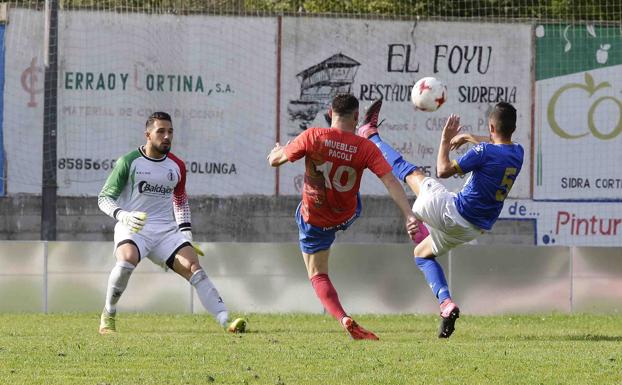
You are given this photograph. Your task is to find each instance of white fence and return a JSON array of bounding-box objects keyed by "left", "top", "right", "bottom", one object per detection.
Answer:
[{"left": 1, "top": 241, "right": 621, "bottom": 314}]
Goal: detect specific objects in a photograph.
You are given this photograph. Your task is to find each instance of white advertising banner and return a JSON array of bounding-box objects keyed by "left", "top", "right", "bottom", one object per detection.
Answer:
[
  {"left": 4, "top": 10, "right": 277, "bottom": 195},
  {"left": 500, "top": 199, "right": 622, "bottom": 246},
  {"left": 535, "top": 68, "right": 622, "bottom": 199},
  {"left": 534, "top": 24, "right": 622, "bottom": 200},
  {"left": 279, "top": 18, "right": 532, "bottom": 197}
]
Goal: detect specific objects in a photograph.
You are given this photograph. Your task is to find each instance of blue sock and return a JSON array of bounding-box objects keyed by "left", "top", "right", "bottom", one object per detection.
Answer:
[
  {"left": 415, "top": 257, "right": 451, "bottom": 304},
  {"left": 369, "top": 134, "right": 417, "bottom": 182}
]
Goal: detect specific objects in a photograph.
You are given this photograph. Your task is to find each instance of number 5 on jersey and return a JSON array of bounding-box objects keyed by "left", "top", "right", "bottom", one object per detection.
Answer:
[{"left": 495, "top": 167, "right": 517, "bottom": 201}]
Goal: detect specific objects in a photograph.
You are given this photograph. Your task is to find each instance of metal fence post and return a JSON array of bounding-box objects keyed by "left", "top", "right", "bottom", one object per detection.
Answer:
[
  {"left": 43, "top": 241, "right": 48, "bottom": 313},
  {"left": 569, "top": 246, "right": 574, "bottom": 313},
  {"left": 41, "top": 0, "right": 59, "bottom": 241}
]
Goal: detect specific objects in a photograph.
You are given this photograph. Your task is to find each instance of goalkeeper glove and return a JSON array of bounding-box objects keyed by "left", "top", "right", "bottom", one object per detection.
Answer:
[
  {"left": 116, "top": 211, "right": 147, "bottom": 233},
  {"left": 181, "top": 229, "right": 204, "bottom": 256}
]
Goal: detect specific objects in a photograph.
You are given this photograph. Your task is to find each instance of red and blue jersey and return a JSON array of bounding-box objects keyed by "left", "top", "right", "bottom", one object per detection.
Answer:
[{"left": 284, "top": 127, "right": 392, "bottom": 228}]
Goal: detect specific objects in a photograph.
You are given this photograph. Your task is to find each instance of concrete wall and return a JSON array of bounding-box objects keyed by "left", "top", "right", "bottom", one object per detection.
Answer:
[
  {"left": 0, "top": 195, "right": 536, "bottom": 245},
  {"left": 2, "top": 241, "right": 621, "bottom": 314}
]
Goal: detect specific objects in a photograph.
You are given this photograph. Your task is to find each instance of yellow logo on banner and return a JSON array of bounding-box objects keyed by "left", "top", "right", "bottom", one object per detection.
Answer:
[{"left": 547, "top": 73, "right": 622, "bottom": 140}]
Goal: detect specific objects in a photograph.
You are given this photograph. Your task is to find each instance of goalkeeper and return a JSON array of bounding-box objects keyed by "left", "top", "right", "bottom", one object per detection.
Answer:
[{"left": 97, "top": 111, "right": 245, "bottom": 335}]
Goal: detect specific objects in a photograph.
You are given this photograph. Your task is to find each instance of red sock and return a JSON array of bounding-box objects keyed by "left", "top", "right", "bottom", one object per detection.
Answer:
[{"left": 310, "top": 273, "right": 347, "bottom": 320}]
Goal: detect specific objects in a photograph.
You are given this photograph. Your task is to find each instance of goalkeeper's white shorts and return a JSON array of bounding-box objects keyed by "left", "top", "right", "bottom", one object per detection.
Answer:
[
  {"left": 114, "top": 222, "right": 190, "bottom": 268},
  {"left": 412, "top": 177, "right": 483, "bottom": 256}
]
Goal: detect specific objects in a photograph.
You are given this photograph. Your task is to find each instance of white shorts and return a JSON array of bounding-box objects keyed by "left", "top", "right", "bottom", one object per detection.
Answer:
[
  {"left": 412, "top": 177, "right": 483, "bottom": 256},
  {"left": 114, "top": 222, "right": 191, "bottom": 268}
]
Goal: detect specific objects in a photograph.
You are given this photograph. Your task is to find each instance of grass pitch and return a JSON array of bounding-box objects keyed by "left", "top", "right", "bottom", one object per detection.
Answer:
[{"left": 0, "top": 313, "right": 621, "bottom": 385}]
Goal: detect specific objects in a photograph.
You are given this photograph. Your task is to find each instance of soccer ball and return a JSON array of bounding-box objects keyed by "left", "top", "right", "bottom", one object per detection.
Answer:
[{"left": 411, "top": 77, "right": 448, "bottom": 112}]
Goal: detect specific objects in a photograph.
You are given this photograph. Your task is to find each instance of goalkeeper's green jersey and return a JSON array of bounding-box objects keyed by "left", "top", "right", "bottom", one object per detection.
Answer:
[{"left": 98, "top": 147, "right": 191, "bottom": 230}]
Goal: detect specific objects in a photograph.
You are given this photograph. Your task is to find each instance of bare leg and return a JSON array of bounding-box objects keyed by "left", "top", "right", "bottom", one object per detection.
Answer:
[
  {"left": 303, "top": 249, "right": 347, "bottom": 320},
  {"left": 303, "top": 249, "right": 378, "bottom": 340},
  {"left": 404, "top": 169, "right": 427, "bottom": 197},
  {"left": 302, "top": 249, "right": 330, "bottom": 278}
]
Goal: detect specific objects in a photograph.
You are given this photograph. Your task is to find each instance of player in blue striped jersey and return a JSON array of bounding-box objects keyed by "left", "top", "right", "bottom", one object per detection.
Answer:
[{"left": 358, "top": 101, "right": 524, "bottom": 338}]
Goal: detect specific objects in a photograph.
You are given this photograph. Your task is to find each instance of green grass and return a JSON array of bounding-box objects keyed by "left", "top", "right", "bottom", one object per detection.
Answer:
[{"left": 1, "top": 313, "right": 621, "bottom": 385}]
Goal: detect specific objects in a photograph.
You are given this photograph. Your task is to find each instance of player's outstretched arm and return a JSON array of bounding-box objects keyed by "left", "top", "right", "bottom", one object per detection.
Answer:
[
  {"left": 437, "top": 114, "right": 461, "bottom": 178},
  {"left": 379, "top": 173, "right": 419, "bottom": 237},
  {"left": 449, "top": 133, "right": 490, "bottom": 151},
  {"left": 267, "top": 142, "right": 290, "bottom": 167}
]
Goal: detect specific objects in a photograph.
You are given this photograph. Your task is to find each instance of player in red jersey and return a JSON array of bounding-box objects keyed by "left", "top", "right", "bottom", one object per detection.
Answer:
[{"left": 268, "top": 94, "right": 419, "bottom": 340}]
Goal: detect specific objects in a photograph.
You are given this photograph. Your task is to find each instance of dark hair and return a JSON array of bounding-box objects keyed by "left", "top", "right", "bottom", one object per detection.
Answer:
[
  {"left": 331, "top": 93, "right": 359, "bottom": 116},
  {"left": 490, "top": 102, "right": 517, "bottom": 138},
  {"left": 145, "top": 111, "right": 172, "bottom": 128}
]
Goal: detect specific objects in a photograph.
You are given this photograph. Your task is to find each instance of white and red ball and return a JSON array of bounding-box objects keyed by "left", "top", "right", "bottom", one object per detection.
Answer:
[{"left": 411, "top": 77, "right": 448, "bottom": 112}]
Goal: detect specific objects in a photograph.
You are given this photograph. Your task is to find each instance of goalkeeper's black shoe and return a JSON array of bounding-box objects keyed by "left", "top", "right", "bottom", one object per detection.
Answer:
[
  {"left": 438, "top": 299, "right": 460, "bottom": 338},
  {"left": 357, "top": 98, "right": 383, "bottom": 138}
]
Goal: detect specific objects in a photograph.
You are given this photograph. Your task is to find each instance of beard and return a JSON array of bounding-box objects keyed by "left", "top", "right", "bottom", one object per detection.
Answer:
[{"left": 157, "top": 143, "right": 171, "bottom": 154}]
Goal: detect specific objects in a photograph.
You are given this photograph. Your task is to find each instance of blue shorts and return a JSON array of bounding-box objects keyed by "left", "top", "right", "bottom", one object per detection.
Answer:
[{"left": 295, "top": 194, "right": 362, "bottom": 254}]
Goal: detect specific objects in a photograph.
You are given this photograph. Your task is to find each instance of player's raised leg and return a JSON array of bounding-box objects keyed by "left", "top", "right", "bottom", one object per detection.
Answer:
[
  {"left": 357, "top": 99, "right": 429, "bottom": 240},
  {"left": 358, "top": 99, "right": 459, "bottom": 336},
  {"left": 357, "top": 100, "right": 420, "bottom": 186},
  {"left": 170, "top": 245, "right": 246, "bottom": 333},
  {"left": 99, "top": 242, "right": 139, "bottom": 335}
]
